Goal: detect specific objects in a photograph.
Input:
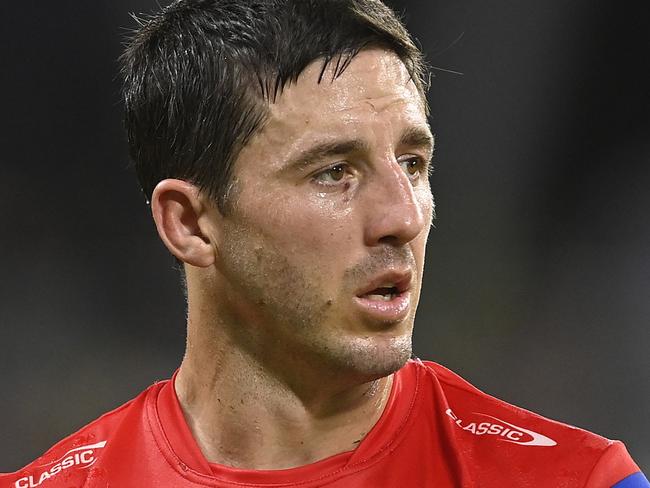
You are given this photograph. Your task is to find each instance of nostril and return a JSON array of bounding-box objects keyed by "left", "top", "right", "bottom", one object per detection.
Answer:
[{"left": 377, "top": 235, "right": 401, "bottom": 246}]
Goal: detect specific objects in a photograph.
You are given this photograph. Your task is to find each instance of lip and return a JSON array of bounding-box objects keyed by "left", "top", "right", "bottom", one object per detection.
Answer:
[
  {"left": 354, "top": 270, "right": 413, "bottom": 297},
  {"left": 353, "top": 291, "right": 411, "bottom": 322},
  {"left": 354, "top": 270, "right": 413, "bottom": 296},
  {"left": 353, "top": 270, "right": 413, "bottom": 322}
]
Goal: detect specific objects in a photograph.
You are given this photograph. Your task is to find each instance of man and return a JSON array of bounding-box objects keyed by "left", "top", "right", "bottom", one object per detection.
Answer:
[{"left": 2, "top": 0, "right": 646, "bottom": 486}]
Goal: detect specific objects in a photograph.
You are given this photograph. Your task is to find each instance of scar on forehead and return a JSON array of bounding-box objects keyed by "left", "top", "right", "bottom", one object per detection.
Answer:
[
  {"left": 358, "top": 79, "right": 420, "bottom": 114},
  {"left": 364, "top": 100, "right": 378, "bottom": 112}
]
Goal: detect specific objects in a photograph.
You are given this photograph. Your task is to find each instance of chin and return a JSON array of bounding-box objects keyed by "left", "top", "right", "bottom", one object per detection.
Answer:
[{"left": 328, "top": 333, "right": 413, "bottom": 381}]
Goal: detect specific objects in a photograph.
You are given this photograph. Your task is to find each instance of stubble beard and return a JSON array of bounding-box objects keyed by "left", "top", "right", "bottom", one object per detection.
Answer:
[{"left": 218, "top": 222, "right": 415, "bottom": 384}]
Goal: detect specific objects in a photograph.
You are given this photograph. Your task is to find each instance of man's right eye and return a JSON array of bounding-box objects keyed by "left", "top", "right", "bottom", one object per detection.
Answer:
[{"left": 313, "top": 163, "right": 349, "bottom": 185}]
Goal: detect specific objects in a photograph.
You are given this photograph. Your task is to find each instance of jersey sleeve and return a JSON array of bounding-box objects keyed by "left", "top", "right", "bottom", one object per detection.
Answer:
[
  {"left": 584, "top": 441, "right": 649, "bottom": 487},
  {"left": 612, "top": 473, "right": 650, "bottom": 488}
]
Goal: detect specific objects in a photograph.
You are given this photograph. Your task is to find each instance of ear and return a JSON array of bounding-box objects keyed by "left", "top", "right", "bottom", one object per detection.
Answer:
[{"left": 150, "top": 179, "right": 216, "bottom": 268}]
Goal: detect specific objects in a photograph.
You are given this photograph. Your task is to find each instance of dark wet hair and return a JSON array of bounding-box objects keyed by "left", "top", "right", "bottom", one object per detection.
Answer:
[{"left": 121, "top": 0, "right": 428, "bottom": 211}]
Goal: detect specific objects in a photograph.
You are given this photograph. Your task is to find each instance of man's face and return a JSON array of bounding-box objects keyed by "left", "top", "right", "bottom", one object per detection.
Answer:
[{"left": 212, "top": 49, "right": 434, "bottom": 381}]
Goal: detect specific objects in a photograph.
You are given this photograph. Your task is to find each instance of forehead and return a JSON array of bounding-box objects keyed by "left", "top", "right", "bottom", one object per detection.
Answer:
[
  {"left": 238, "top": 49, "right": 429, "bottom": 169},
  {"left": 271, "top": 48, "right": 424, "bottom": 119}
]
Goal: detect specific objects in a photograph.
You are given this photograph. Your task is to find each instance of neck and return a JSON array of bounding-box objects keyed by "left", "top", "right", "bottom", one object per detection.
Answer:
[{"left": 175, "top": 316, "right": 395, "bottom": 470}]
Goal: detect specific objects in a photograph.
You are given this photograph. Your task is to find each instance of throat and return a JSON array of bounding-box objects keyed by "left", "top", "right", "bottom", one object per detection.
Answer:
[{"left": 175, "top": 363, "right": 394, "bottom": 470}]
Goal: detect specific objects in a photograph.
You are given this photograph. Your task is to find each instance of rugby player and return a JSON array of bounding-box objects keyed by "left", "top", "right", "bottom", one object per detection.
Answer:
[{"left": 2, "top": 0, "right": 647, "bottom": 486}]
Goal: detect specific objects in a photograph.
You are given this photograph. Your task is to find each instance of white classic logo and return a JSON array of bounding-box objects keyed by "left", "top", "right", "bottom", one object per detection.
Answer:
[
  {"left": 446, "top": 408, "right": 556, "bottom": 447},
  {"left": 14, "top": 441, "right": 107, "bottom": 488}
]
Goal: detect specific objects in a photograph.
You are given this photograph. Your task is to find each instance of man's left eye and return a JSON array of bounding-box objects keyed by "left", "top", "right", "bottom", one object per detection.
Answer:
[{"left": 400, "top": 157, "right": 423, "bottom": 179}]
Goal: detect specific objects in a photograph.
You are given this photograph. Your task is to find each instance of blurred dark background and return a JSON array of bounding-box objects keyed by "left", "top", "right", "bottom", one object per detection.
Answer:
[{"left": 1, "top": 0, "right": 648, "bottom": 473}]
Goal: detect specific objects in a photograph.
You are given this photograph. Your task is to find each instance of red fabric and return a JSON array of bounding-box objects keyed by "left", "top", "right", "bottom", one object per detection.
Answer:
[
  {"left": 1, "top": 360, "right": 643, "bottom": 487},
  {"left": 585, "top": 442, "right": 641, "bottom": 486}
]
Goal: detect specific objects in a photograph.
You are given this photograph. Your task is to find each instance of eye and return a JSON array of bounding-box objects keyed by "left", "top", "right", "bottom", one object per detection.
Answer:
[
  {"left": 399, "top": 156, "right": 426, "bottom": 180},
  {"left": 313, "top": 163, "right": 350, "bottom": 185}
]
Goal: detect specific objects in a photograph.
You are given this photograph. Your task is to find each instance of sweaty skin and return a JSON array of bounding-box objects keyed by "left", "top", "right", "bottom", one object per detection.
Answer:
[{"left": 172, "top": 48, "right": 435, "bottom": 470}]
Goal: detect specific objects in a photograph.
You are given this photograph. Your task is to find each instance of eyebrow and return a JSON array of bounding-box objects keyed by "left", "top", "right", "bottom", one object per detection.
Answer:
[
  {"left": 285, "top": 139, "right": 371, "bottom": 172},
  {"left": 399, "top": 126, "right": 435, "bottom": 155},
  {"left": 284, "top": 126, "right": 434, "bottom": 172}
]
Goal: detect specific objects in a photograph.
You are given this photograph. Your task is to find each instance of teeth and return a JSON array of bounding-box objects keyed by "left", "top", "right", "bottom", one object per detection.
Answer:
[
  {"left": 360, "top": 283, "right": 401, "bottom": 301},
  {"left": 366, "top": 293, "right": 396, "bottom": 301},
  {"left": 379, "top": 283, "right": 396, "bottom": 289}
]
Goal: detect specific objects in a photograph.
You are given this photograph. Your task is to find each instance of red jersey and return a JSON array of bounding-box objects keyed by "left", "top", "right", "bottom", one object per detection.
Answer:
[{"left": 2, "top": 360, "right": 647, "bottom": 487}]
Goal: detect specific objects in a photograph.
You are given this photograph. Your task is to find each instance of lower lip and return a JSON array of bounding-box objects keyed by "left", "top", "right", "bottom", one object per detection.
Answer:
[{"left": 353, "top": 291, "right": 411, "bottom": 322}]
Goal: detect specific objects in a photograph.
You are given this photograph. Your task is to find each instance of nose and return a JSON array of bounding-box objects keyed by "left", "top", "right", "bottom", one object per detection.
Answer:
[{"left": 363, "top": 159, "right": 429, "bottom": 247}]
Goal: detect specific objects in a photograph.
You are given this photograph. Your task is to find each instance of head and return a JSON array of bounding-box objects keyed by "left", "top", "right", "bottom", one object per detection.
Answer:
[{"left": 122, "top": 0, "right": 434, "bottom": 384}]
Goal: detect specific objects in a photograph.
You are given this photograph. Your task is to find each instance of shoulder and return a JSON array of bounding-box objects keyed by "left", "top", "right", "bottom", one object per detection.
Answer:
[
  {"left": 0, "top": 380, "right": 167, "bottom": 488},
  {"left": 408, "top": 359, "right": 646, "bottom": 487},
  {"left": 415, "top": 358, "right": 611, "bottom": 448}
]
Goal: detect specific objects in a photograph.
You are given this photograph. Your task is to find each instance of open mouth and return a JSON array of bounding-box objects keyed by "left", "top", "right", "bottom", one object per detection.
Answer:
[
  {"left": 355, "top": 270, "right": 412, "bottom": 300},
  {"left": 361, "top": 286, "right": 400, "bottom": 301},
  {"left": 353, "top": 271, "right": 413, "bottom": 322}
]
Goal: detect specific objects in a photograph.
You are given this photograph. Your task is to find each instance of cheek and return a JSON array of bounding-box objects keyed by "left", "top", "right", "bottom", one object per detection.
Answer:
[
  {"left": 254, "top": 193, "right": 356, "bottom": 254},
  {"left": 413, "top": 186, "right": 434, "bottom": 254},
  {"left": 417, "top": 185, "right": 435, "bottom": 224}
]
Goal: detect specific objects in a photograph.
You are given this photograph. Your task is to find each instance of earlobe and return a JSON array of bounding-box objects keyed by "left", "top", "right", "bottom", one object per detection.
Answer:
[{"left": 150, "top": 179, "right": 216, "bottom": 268}]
